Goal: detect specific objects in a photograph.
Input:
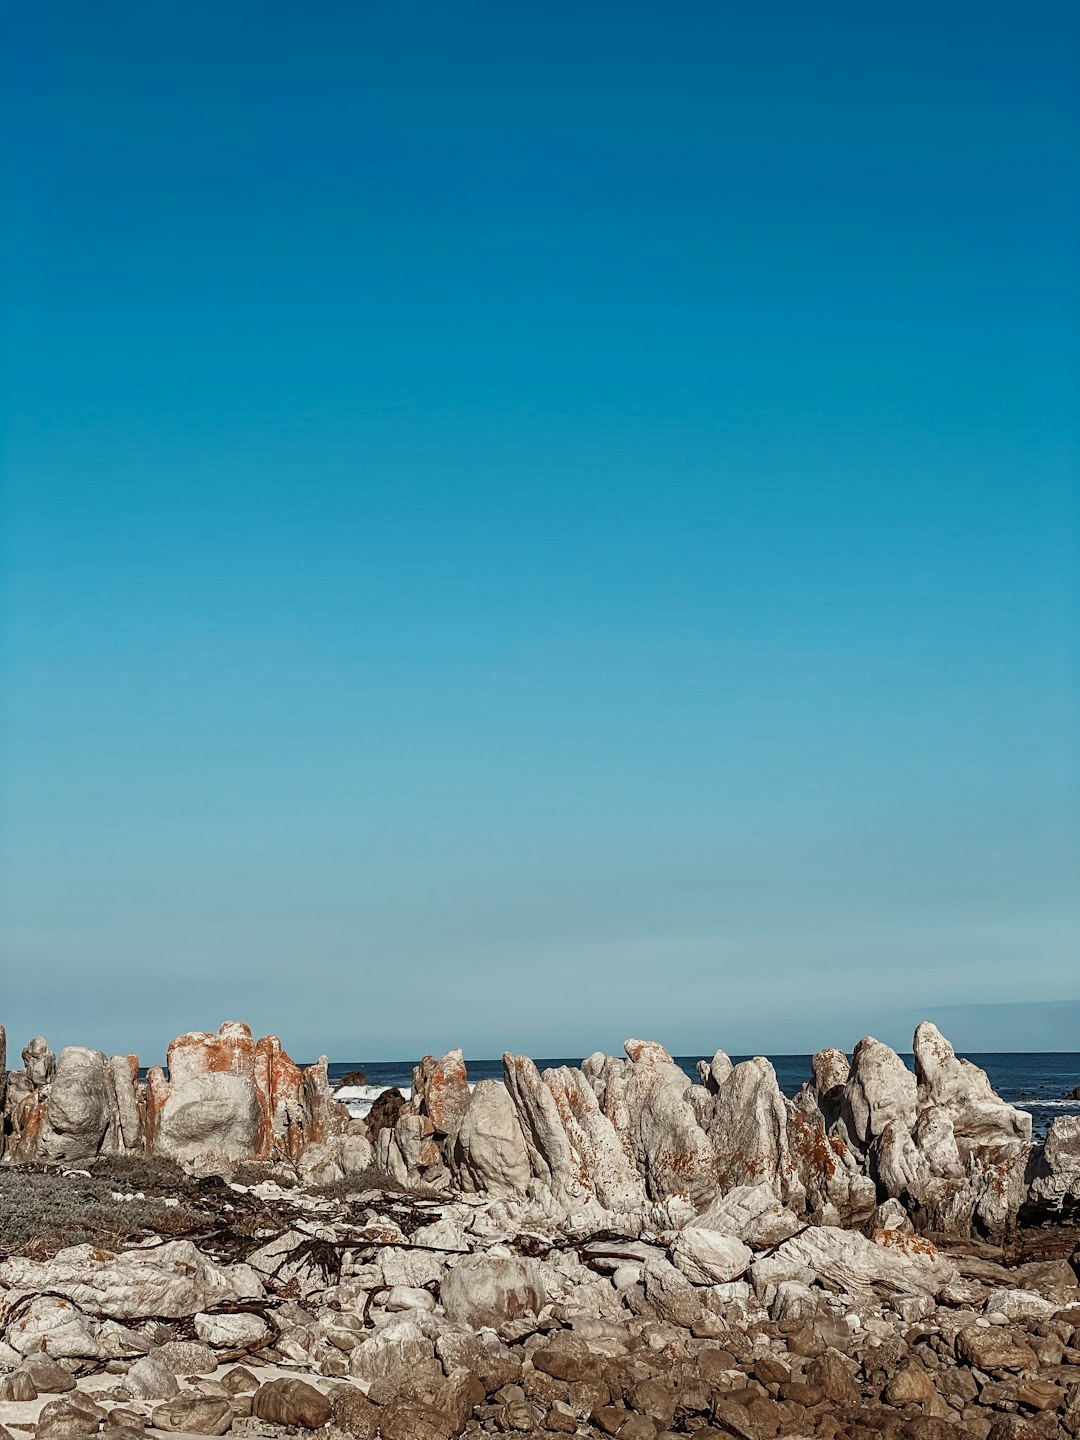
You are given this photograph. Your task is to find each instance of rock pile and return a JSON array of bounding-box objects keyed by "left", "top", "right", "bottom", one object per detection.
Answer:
[{"left": 0, "top": 1170, "right": 1077, "bottom": 1440}]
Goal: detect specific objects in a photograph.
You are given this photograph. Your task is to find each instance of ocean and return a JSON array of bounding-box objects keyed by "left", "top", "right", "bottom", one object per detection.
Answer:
[{"left": 325, "top": 1051, "right": 1080, "bottom": 1139}]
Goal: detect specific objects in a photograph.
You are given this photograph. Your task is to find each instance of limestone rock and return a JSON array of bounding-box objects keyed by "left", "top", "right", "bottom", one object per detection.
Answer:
[
  {"left": 620, "top": 1039, "right": 715, "bottom": 1207},
  {"left": 4, "top": 1295, "right": 102, "bottom": 1359},
  {"left": 711, "top": 1058, "right": 801, "bottom": 1208},
  {"left": 35, "top": 1392, "right": 105, "bottom": 1439},
  {"left": 695, "top": 1184, "right": 801, "bottom": 1248},
  {"left": 151, "top": 1394, "right": 233, "bottom": 1434},
  {"left": 253, "top": 1377, "right": 332, "bottom": 1428},
  {"left": 414, "top": 1049, "right": 471, "bottom": 1139},
  {"left": 124, "top": 1356, "right": 179, "bottom": 1400},
  {"left": 22, "top": 1036, "right": 56, "bottom": 1088},
  {"left": 841, "top": 1037, "right": 917, "bottom": 1151},
  {"left": 754, "top": 1224, "right": 956, "bottom": 1298},
  {"left": 0, "top": 1241, "right": 252, "bottom": 1320},
  {"left": 440, "top": 1256, "right": 548, "bottom": 1328},
  {"left": 1026, "top": 1115, "right": 1080, "bottom": 1214},
  {"left": 453, "top": 1079, "right": 531, "bottom": 1196},
  {"left": 193, "top": 1311, "right": 270, "bottom": 1347},
  {"left": 670, "top": 1227, "right": 752, "bottom": 1284},
  {"left": 37, "top": 1047, "right": 110, "bottom": 1163}
]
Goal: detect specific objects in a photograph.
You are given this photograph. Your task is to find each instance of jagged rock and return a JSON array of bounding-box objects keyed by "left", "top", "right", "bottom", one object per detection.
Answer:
[
  {"left": 710, "top": 1057, "right": 800, "bottom": 1207},
  {"left": 503, "top": 1053, "right": 594, "bottom": 1209},
  {"left": 619, "top": 1039, "right": 715, "bottom": 1207},
  {"left": 841, "top": 1037, "right": 917, "bottom": 1151},
  {"left": 453, "top": 1079, "right": 531, "bottom": 1196},
  {"left": 124, "top": 1356, "right": 180, "bottom": 1399},
  {"left": 22, "top": 1036, "right": 55, "bottom": 1088},
  {"left": 4, "top": 1295, "right": 101, "bottom": 1359},
  {"left": 35, "top": 1392, "right": 106, "bottom": 1439},
  {"left": 670, "top": 1227, "right": 752, "bottom": 1284},
  {"left": 439, "top": 1256, "right": 548, "bottom": 1328},
  {"left": 753, "top": 1224, "right": 956, "bottom": 1298},
  {"left": 20, "top": 1355, "right": 75, "bottom": 1393},
  {"left": 0, "top": 1241, "right": 256, "bottom": 1320},
  {"left": 36, "top": 1047, "right": 111, "bottom": 1163},
  {"left": 541, "top": 1065, "right": 644, "bottom": 1210},
  {"left": 193, "top": 1311, "right": 270, "bottom": 1347},
  {"left": 106, "top": 1054, "right": 142, "bottom": 1152},
  {"left": 1026, "top": 1115, "right": 1080, "bottom": 1214},
  {"left": 348, "top": 1319, "right": 435, "bottom": 1386},
  {"left": 695, "top": 1184, "right": 801, "bottom": 1247},
  {"left": 414, "top": 1049, "right": 471, "bottom": 1139}
]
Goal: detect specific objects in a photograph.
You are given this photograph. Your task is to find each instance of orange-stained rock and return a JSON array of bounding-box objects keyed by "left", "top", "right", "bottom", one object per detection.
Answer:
[
  {"left": 254, "top": 1034, "right": 305, "bottom": 1160},
  {"left": 167, "top": 1021, "right": 257, "bottom": 1086},
  {"left": 415, "top": 1048, "right": 471, "bottom": 1138},
  {"left": 144, "top": 1066, "right": 169, "bottom": 1151}
]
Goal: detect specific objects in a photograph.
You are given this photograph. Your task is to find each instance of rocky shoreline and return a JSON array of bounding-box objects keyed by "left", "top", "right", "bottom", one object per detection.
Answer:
[{"left": 0, "top": 1020, "right": 1078, "bottom": 1439}]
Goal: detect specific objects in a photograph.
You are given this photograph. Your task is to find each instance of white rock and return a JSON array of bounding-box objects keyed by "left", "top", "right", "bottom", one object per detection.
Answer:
[
  {"left": 193, "top": 1311, "right": 270, "bottom": 1347},
  {"left": 124, "top": 1355, "right": 180, "bottom": 1399},
  {"left": 670, "top": 1228, "right": 752, "bottom": 1285},
  {"left": 983, "top": 1288, "right": 1056, "bottom": 1321},
  {"left": 4, "top": 1295, "right": 102, "bottom": 1358},
  {"left": 754, "top": 1225, "right": 956, "bottom": 1299},
  {"left": 453, "top": 1079, "right": 532, "bottom": 1197},
  {"left": 695, "top": 1185, "right": 801, "bottom": 1248},
  {"left": 439, "top": 1256, "right": 549, "bottom": 1328},
  {"left": 0, "top": 1240, "right": 253, "bottom": 1320}
]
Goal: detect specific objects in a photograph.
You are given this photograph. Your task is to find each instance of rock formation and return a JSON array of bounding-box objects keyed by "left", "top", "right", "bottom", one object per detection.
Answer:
[{"left": 1, "top": 1017, "right": 1069, "bottom": 1240}]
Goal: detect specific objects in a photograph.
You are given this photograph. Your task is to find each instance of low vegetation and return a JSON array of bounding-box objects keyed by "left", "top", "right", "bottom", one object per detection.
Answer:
[{"left": 0, "top": 1165, "right": 199, "bottom": 1257}]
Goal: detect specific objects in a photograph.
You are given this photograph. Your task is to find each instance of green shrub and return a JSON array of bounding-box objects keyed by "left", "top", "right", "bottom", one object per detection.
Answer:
[{"left": 0, "top": 1169, "right": 199, "bottom": 1256}]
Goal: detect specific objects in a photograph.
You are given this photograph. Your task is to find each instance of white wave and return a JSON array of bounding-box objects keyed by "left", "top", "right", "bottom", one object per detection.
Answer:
[
  {"left": 333, "top": 1080, "right": 486, "bottom": 1120},
  {"left": 1013, "top": 1098, "right": 1080, "bottom": 1109}
]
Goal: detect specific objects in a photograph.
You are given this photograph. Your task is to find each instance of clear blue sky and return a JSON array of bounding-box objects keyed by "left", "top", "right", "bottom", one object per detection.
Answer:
[{"left": 2, "top": 2, "right": 1078, "bottom": 1063}]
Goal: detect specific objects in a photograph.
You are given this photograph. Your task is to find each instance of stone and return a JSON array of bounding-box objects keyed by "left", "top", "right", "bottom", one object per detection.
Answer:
[
  {"left": 955, "top": 1327, "right": 1038, "bottom": 1371},
  {"left": 452, "top": 1079, "right": 532, "bottom": 1197},
  {"left": 348, "top": 1319, "right": 435, "bottom": 1388},
  {"left": 0, "top": 1371, "right": 37, "bottom": 1401},
  {"left": 754, "top": 1224, "right": 956, "bottom": 1298},
  {"left": 252, "top": 1377, "right": 332, "bottom": 1427},
  {"left": 220, "top": 1365, "right": 260, "bottom": 1394},
  {"left": 1027, "top": 1116, "right": 1080, "bottom": 1214},
  {"left": 711, "top": 1057, "right": 801, "bottom": 1207},
  {"left": 0, "top": 1241, "right": 252, "bottom": 1320},
  {"left": 331, "top": 1382, "right": 378, "bottom": 1438},
  {"left": 620, "top": 1039, "right": 716, "bottom": 1207},
  {"left": 151, "top": 1393, "right": 233, "bottom": 1434},
  {"left": 22, "top": 1355, "right": 76, "bottom": 1393},
  {"left": 123, "top": 1355, "right": 179, "bottom": 1399},
  {"left": 193, "top": 1311, "right": 270, "bottom": 1347},
  {"left": 23, "top": 1036, "right": 56, "bottom": 1088},
  {"left": 671, "top": 1228, "right": 753, "bottom": 1285},
  {"left": 885, "top": 1363, "right": 937, "bottom": 1404},
  {"left": 695, "top": 1185, "right": 801, "bottom": 1248},
  {"left": 37, "top": 1047, "right": 111, "bottom": 1163},
  {"left": 983, "top": 1288, "right": 1056, "bottom": 1321},
  {"left": 35, "top": 1392, "right": 106, "bottom": 1439},
  {"left": 414, "top": 1049, "right": 472, "bottom": 1138},
  {"left": 842, "top": 1036, "right": 917, "bottom": 1150},
  {"left": 5, "top": 1295, "right": 102, "bottom": 1359},
  {"left": 152, "top": 1339, "right": 219, "bottom": 1375},
  {"left": 439, "top": 1256, "right": 548, "bottom": 1328}
]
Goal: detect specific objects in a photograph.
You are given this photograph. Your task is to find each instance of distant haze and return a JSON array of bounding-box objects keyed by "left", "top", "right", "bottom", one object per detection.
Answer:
[{"left": 1, "top": 3, "right": 1077, "bottom": 1064}]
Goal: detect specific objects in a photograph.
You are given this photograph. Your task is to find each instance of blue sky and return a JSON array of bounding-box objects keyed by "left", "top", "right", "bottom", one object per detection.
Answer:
[{"left": 2, "top": 2, "right": 1078, "bottom": 1063}]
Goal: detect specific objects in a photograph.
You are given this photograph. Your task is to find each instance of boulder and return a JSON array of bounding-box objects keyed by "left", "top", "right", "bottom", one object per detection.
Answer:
[
  {"left": 439, "top": 1256, "right": 548, "bottom": 1328},
  {"left": 4, "top": 1295, "right": 102, "bottom": 1359},
  {"left": 253, "top": 1378, "right": 333, "bottom": 1428},
  {"left": 22, "top": 1036, "right": 56, "bottom": 1088},
  {"left": 151, "top": 1394, "right": 233, "bottom": 1434},
  {"left": 1026, "top": 1115, "right": 1080, "bottom": 1214},
  {"left": 695, "top": 1184, "right": 801, "bottom": 1248},
  {"left": 414, "top": 1049, "right": 471, "bottom": 1139},
  {"left": 754, "top": 1224, "right": 956, "bottom": 1298},
  {"left": 36, "top": 1047, "right": 111, "bottom": 1163},
  {"left": 670, "top": 1227, "right": 752, "bottom": 1284},
  {"left": 710, "top": 1058, "right": 800, "bottom": 1207},
  {"left": 35, "top": 1392, "right": 105, "bottom": 1439},
  {"left": 453, "top": 1079, "right": 531, "bottom": 1196},
  {"left": 619, "top": 1039, "right": 716, "bottom": 1207},
  {"left": 193, "top": 1311, "right": 270, "bottom": 1347},
  {"left": 841, "top": 1037, "right": 917, "bottom": 1151},
  {"left": 0, "top": 1241, "right": 253, "bottom": 1320},
  {"left": 124, "top": 1356, "right": 179, "bottom": 1400}
]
